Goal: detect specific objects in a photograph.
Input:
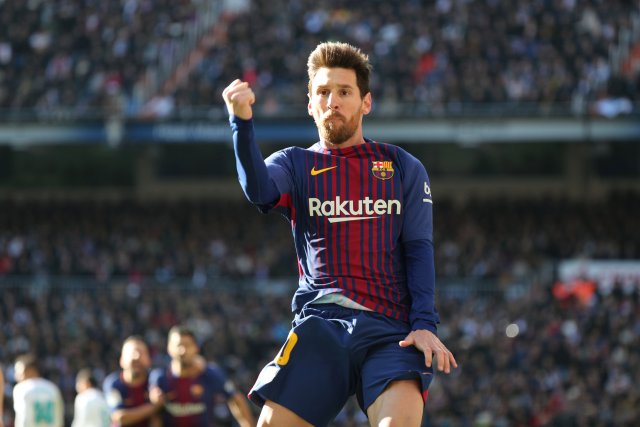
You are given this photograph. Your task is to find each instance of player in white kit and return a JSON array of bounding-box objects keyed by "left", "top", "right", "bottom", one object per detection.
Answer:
[
  {"left": 12, "top": 354, "right": 64, "bottom": 427},
  {"left": 71, "top": 368, "right": 110, "bottom": 427}
]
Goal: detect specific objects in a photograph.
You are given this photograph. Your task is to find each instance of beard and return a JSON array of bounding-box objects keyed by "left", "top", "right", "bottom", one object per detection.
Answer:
[{"left": 316, "top": 108, "right": 361, "bottom": 146}]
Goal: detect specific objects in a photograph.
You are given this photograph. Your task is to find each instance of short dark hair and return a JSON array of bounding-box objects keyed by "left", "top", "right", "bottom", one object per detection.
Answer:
[
  {"left": 168, "top": 325, "right": 197, "bottom": 343},
  {"left": 76, "top": 368, "right": 98, "bottom": 388},
  {"left": 307, "top": 42, "right": 372, "bottom": 99}
]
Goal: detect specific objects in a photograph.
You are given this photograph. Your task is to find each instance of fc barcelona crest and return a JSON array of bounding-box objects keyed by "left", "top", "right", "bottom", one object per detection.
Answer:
[
  {"left": 190, "top": 384, "right": 204, "bottom": 397},
  {"left": 371, "top": 160, "right": 394, "bottom": 180}
]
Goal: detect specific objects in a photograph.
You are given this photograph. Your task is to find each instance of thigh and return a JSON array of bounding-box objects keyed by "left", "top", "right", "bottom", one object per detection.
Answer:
[
  {"left": 366, "top": 380, "right": 424, "bottom": 427},
  {"left": 357, "top": 322, "right": 434, "bottom": 413},
  {"left": 258, "top": 400, "right": 314, "bottom": 427},
  {"left": 249, "top": 314, "right": 355, "bottom": 427}
]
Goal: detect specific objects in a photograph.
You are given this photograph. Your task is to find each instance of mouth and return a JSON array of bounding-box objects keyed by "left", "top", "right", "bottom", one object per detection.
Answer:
[{"left": 323, "top": 114, "right": 345, "bottom": 125}]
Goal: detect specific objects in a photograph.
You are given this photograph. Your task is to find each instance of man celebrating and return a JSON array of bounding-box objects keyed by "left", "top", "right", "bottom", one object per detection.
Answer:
[
  {"left": 103, "top": 336, "right": 163, "bottom": 427},
  {"left": 223, "top": 41, "right": 457, "bottom": 427}
]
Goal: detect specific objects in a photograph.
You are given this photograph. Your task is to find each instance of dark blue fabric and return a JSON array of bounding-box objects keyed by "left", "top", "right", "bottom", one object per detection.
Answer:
[
  {"left": 229, "top": 115, "right": 280, "bottom": 206},
  {"left": 248, "top": 304, "right": 433, "bottom": 426},
  {"left": 404, "top": 239, "right": 439, "bottom": 334}
]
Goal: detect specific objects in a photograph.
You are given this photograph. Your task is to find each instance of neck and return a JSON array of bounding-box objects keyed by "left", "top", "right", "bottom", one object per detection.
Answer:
[{"left": 123, "top": 370, "right": 145, "bottom": 385}]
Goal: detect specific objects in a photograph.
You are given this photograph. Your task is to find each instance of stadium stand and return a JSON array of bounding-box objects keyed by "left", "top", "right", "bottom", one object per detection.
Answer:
[
  {"left": 1, "top": 194, "right": 639, "bottom": 426},
  {"left": 185, "top": 0, "right": 640, "bottom": 118},
  {"left": 0, "top": 0, "right": 638, "bottom": 118},
  {"left": 1, "top": 265, "right": 638, "bottom": 426},
  {"left": 0, "top": 194, "right": 639, "bottom": 281}
]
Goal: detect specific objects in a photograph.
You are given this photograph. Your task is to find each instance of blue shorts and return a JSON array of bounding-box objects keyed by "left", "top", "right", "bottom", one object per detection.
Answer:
[{"left": 248, "top": 304, "right": 433, "bottom": 427}]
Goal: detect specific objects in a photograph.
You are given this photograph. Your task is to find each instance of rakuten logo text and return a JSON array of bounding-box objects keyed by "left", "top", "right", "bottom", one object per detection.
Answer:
[{"left": 309, "top": 197, "right": 401, "bottom": 223}]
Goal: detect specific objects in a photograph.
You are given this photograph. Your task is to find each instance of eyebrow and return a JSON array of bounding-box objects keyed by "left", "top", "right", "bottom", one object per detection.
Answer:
[{"left": 315, "top": 84, "right": 355, "bottom": 90}]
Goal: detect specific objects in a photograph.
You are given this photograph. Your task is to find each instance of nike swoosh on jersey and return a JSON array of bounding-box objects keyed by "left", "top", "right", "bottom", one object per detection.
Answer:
[{"left": 310, "top": 166, "right": 338, "bottom": 176}]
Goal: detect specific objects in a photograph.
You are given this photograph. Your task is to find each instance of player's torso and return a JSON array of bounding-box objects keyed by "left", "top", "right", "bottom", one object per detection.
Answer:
[
  {"left": 160, "top": 369, "right": 225, "bottom": 427},
  {"left": 75, "top": 390, "right": 110, "bottom": 427},
  {"left": 286, "top": 142, "right": 406, "bottom": 284},
  {"left": 106, "top": 375, "right": 151, "bottom": 427},
  {"left": 16, "top": 381, "right": 61, "bottom": 427},
  {"left": 118, "top": 379, "right": 149, "bottom": 410}
]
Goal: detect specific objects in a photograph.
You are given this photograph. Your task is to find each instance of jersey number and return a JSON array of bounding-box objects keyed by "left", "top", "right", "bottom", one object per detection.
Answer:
[
  {"left": 34, "top": 401, "right": 54, "bottom": 424},
  {"left": 275, "top": 331, "right": 298, "bottom": 366}
]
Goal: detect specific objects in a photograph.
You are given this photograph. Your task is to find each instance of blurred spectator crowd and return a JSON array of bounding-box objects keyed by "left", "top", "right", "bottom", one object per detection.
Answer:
[
  {"left": 0, "top": 0, "right": 200, "bottom": 115},
  {"left": 1, "top": 0, "right": 638, "bottom": 118},
  {"left": 0, "top": 193, "right": 639, "bottom": 283},
  {"left": 0, "top": 267, "right": 638, "bottom": 426},
  {"left": 0, "top": 193, "right": 638, "bottom": 425}
]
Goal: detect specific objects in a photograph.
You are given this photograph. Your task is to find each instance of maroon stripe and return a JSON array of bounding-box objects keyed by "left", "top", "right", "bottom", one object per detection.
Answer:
[
  {"left": 314, "top": 151, "right": 322, "bottom": 278},
  {"left": 384, "top": 144, "right": 401, "bottom": 306},
  {"left": 360, "top": 152, "right": 376, "bottom": 309},
  {"left": 363, "top": 143, "right": 385, "bottom": 308},
  {"left": 339, "top": 156, "right": 349, "bottom": 291}
]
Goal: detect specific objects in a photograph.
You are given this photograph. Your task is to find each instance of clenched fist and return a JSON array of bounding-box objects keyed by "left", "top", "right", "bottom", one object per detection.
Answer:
[{"left": 222, "top": 79, "right": 256, "bottom": 120}]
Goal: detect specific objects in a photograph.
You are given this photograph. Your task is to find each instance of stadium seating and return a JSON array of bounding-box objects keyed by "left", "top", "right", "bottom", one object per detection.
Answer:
[
  {"left": 0, "top": 194, "right": 638, "bottom": 281},
  {"left": 1, "top": 0, "right": 637, "bottom": 118},
  {"left": 1, "top": 194, "right": 639, "bottom": 425}
]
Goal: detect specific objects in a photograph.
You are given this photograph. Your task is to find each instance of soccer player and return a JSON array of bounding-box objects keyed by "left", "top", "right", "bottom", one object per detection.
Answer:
[
  {"left": 149, "top": 325, "right": 255, "bottom": 427},
  {"left": 71, "top": 368, "right": 110, "bottom": 427},
  {"left": 12, "top": 354, "right": 64, "bottom": 427},
  {"left": 222, "top": 41, "right": 458, "bottom": 427},
  {"left": 0, "top": 364, "right": 5, "bottom": 427},
  {"left": 103, "top": 336, "right": 163, "bottom": 427}
]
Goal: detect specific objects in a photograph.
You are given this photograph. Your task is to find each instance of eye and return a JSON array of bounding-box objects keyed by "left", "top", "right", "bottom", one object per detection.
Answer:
[
  {"left": 340, "top": 89, "right": 350, "bottom": 96},
  {"left": 318, "top": 89, "right": 329, "bottom": 96}
]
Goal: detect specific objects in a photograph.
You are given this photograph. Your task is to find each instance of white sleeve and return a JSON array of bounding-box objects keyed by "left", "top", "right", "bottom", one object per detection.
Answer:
[
  {"left": 12, "top": 384, "right": 26, "bottom": 427},
  {"left": 54, "top": 387, "right": 64, "bottom": 427},
  {"left": 71, "top": 394, "right": 82, "bottom": 427}
]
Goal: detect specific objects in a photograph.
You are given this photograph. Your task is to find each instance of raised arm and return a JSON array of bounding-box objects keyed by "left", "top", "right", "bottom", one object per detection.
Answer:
[{"left": 222, "top": 80, "right": 280, "bottom": 206}]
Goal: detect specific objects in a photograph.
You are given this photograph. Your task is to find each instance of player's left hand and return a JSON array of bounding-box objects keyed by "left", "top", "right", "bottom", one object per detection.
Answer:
[{"left": 399, "top": 330, "right": 458, "bottom": 373}]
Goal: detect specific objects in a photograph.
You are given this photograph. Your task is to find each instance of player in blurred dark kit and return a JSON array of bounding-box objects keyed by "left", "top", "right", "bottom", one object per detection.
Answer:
[
  {"left": 13, "top": 354, "right": 64, "bottom": 427},
  {"left": 103, "top": 336, "right": 163, "bottom": 427},
  {"left": 223, "top": 41, "right": 457, "bottom": 426},
  {"left": 0, "top": 365, "right": 5, "bottom": 427},
  {"left": 149, "top": 325, "right": 254, "bottom": 427}
]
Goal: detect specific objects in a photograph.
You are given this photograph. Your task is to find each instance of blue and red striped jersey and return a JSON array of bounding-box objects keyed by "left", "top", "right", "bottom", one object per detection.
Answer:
[
  {"left": 103, "top": 372, "right": 151, "bottom": 427},
  {"left": 266, "top": 140, "right": 434, "bottom": 320},
  {"left": 149, "top": 364, "right": 236, "bottom": 427},
  {"left": 230, "top": 116, "right": 440, "bottom": 332}
]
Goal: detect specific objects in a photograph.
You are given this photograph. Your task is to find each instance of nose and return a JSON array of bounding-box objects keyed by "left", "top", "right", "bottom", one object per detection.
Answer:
[{"left": 327, "top": 92, "right": 339, "bottom": 111}]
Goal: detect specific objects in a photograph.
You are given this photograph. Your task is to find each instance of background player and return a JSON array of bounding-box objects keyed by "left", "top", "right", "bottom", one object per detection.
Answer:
[
  {"left": 223, "top": 41, "right": 457, "bottom": 426},
  {"left": 0, "top": 364, "right": 5, "bottom": 427},
  {"left": 103, "top": 336, "right": 163, "bottom": 427},
  {"left": 12, "top": 354, "right": 64, "bottom": 427},
  {"left": 71, "top": 368, "right": 110, "bottom": 427},
  {"left": 149, "top": 325, "right": 255, "bottom": 427}
]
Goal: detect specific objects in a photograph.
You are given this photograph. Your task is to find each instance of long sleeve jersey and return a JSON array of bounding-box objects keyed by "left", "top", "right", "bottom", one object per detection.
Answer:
[{"left": 230, "top": 116, "right": 440, "bottom": 333}]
